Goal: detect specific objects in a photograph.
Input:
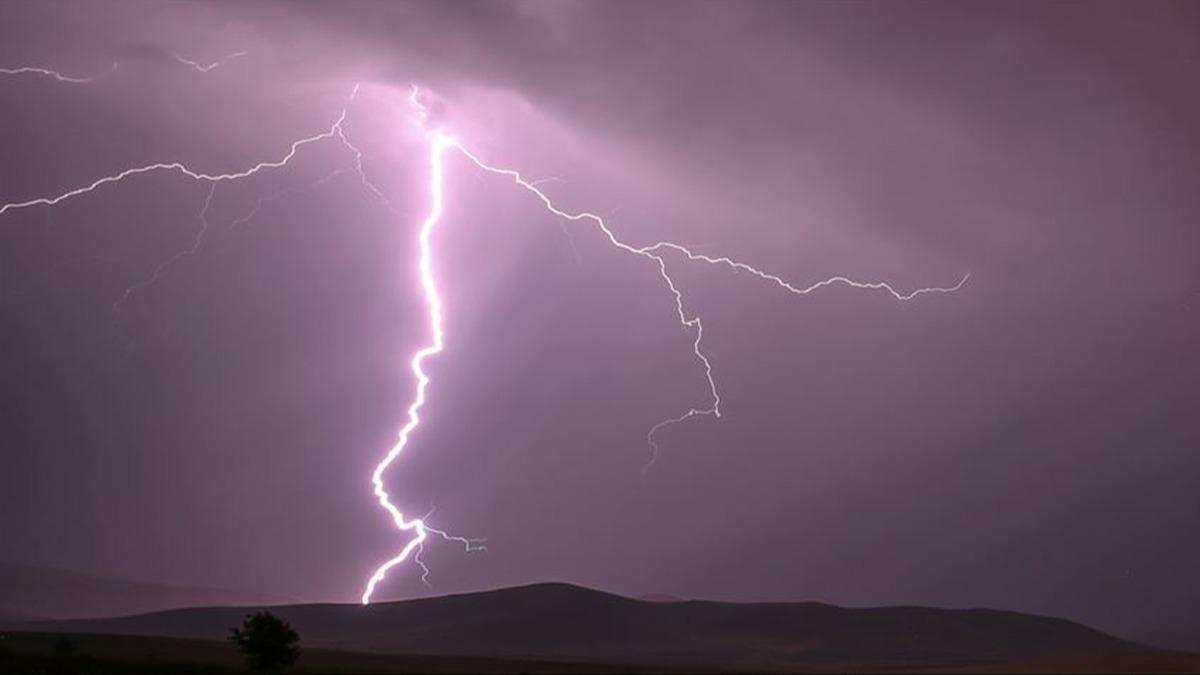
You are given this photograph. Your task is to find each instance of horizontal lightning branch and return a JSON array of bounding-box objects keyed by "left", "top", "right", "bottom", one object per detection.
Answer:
[
  {"left": 0, "top": 50, "right": 246, "bottom": 84},
  {"left": 435, "top": 131, "right": 968, "bottom": 472},
  {"left": 172, "top": 51, "right": 249, "bottom": 73},
  {"left": 0, "top": 109, "right": 347, "bottom": 216},
  {"left": 0, "top": 62, "right": 118, "bottom": 83}
]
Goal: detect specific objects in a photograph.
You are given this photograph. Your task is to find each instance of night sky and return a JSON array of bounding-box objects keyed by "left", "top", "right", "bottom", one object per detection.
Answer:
[{"left": 2, "top": 1, "right": 1198, "bottom": 641}]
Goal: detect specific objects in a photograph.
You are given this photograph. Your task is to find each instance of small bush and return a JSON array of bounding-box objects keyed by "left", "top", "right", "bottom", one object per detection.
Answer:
[
  {"left": 228, "top": 611, "right": 300, "bottom": 670},
  {"left": 50, "top": 636, "right": 82, "bottom": 659}
]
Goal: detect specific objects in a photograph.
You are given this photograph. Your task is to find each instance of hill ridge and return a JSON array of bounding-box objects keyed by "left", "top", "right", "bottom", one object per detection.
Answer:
[{"left": 4, "top": 580, "right": 1148, "bottom": 670}]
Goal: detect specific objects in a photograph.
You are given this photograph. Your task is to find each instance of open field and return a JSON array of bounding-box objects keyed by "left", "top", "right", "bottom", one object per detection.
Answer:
[
  {"left": 3, "top": 631, "right": 1199, "bottom": 675},
  {"left": 0, "top": 632, "right": 692, "bottom": 674}
]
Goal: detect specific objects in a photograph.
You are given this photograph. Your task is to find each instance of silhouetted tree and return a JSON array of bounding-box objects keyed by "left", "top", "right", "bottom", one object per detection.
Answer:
[
  {"left": 228, "top": 611, "right": 300, "bottom": 670},
  {"left": 50, "top": 636, "right": 82, "bottom": 659}
]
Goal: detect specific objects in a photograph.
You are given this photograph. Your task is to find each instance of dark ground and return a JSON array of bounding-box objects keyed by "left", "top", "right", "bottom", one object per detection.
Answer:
[
  {"left": 3, "top": 632, "right": 1200, "bottom": 675},
  {"left": 0, "top": 632, "right": 695, "bottom": 674}
]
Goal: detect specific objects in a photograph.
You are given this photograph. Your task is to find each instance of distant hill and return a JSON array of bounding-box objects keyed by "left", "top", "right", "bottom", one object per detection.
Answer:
[
  {"left": 0, "top": 607, "right": 40, "bottom": 622},
  {"left": 1127, "top": 628, "right": 1200, "bottom": 654},
  {"left": 0, "top": 561, "right": 293, "bottom": 620},
  {"left": 5, "top": 582, "right": 1154, "bottom": 670},
  {"left": 638, "top": 593, "right": 684, "bottom": 603}
]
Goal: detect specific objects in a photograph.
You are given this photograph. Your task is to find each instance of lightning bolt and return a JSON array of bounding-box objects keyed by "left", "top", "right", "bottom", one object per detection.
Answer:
[
  {"left": 5, "top": 86, "right": 361, "bottom": 350},
  {"left": 356, "top": 88, "right": 967, "bottom": 603},
  {"left": 171, "top": 50, "right": 249, "bottom": 73},
  {"left": 0, "top": 61, "right": 967, "bottom": 606},
  {"left": 450, "top": 145, "right": 969, "bottom": 471},
  {"left": 112, "top": 182, "right": 217, "bottom": 312},
  {"left": 0, "top": 107, "right": 350, "bottom": 216},
  {"left": 359, "top": 129, "right": 486, "bottom": 606},
  {"left": 0, "top": 62, "right": 118, "bottom": 83},
  {"left": 0, "top": 50, "right": 244, "bottom": 84},
  {"left": 0, "top": 75, "right": 483, "bottom": 600}
]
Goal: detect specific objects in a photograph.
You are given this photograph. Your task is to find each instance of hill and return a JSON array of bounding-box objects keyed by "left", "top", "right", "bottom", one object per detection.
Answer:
[
  {"left": 0, "top": 561, "right": 293, "bottom": 620},
  {"left": 3, "top": 582, "right": 1159, "bottom": 671}
]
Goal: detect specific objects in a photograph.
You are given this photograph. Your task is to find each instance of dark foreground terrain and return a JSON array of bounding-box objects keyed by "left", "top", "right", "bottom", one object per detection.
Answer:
[
  {"left": 2, "top": 631, "right": 1199, "bottom": 675},
  {"left": 0, "top": 632, "right": 686, "bottom": 674},
  {"left": 4, "top": 582, "right": 1196, "bottom": 673}
]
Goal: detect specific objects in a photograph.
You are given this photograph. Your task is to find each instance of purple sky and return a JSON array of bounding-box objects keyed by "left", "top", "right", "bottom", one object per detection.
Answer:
[{"left": 2, "top": 1, "right": 1198, "bottom": 640}]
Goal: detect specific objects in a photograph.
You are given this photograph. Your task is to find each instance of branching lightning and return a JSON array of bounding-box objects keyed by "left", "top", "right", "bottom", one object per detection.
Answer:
[
  {"left": 112, "top": 182, "right": 217, "bottom": 312},
  {"left": 0, "top": 108, "right": 349, "bottom": 216},
  {"left": 0, "top": 62, "right": 118, "bottom": 83},
  {"left": 0, "top": 62, "right": 967, "bottom": 607},
  {"left": 355, "top": 88, "right": 968, "bottom": 602},
  {"left": 359, "top": 128, "right": 486, "bottom": 606},
  {"left": 171, "top": 50, "right": 249, "bottom": 73},
  {"left": 0, "top": 50, "right": 244, "bottom": 84}
]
